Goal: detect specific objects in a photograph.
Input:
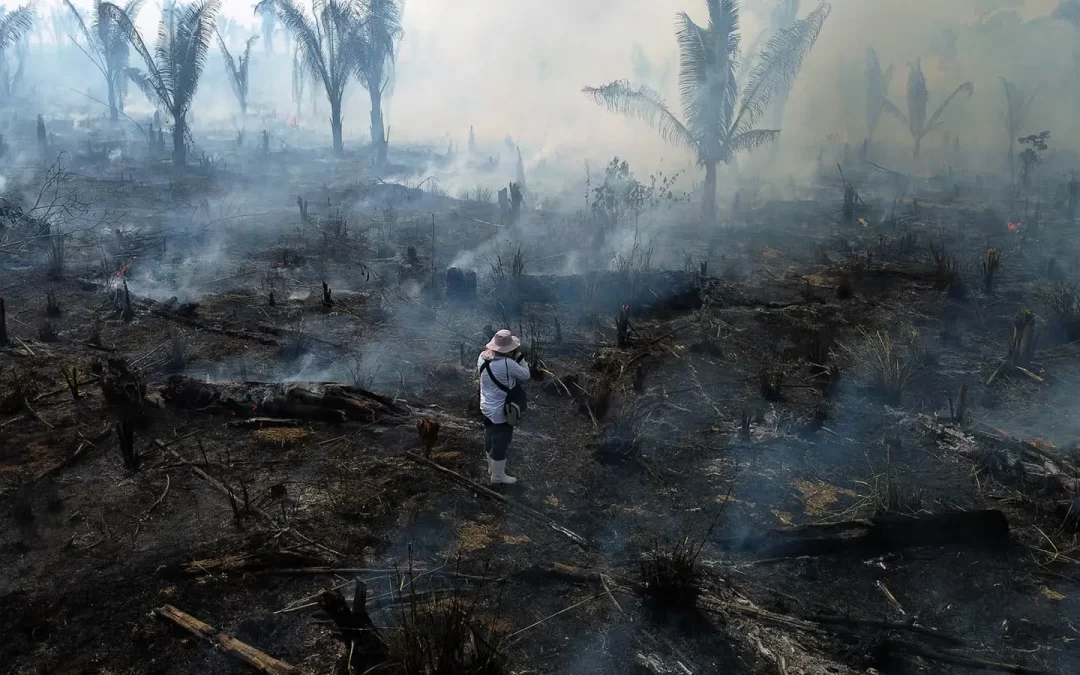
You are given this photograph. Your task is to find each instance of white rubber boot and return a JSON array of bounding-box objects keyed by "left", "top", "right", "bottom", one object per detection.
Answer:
[{"left": 490, "top": 459, "right": 518, "bottom": 485}]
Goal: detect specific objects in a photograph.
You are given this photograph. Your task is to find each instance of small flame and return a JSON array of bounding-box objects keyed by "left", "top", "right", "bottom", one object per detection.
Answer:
[
  {"left": 115, "top": 257, "right": 135, "bottom": 277},
  {"left": 858, "top": 217, "right": 869, "bottom": 227},
  {"left": 1007, "top": 221, "right": 1021, "bottom": 232}
]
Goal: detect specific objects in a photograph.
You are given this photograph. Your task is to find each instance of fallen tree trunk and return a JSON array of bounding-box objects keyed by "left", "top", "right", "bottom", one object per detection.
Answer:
[
  {"left": 147, "top": 304, "right": 280, "bottom": 346},
  {"left": 161, "top": 376, "right": 407, "bottom": 425},
  {"left": 884, "top": 639, "right": 1056, "bottom": 675},
  {"left": 153, "top": 604, "right": 306, "bottom": 675},
  {"left": 920, "top": 415, "right": 1078, "bottom": 498},
  {"left": 717, "top": 510, "right": 1009, "bottom": 558}
]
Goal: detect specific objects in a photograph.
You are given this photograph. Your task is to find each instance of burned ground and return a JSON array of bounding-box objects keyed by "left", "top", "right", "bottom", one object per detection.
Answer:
[{"left": 3, "top": 126, "right": 1080, "bottom": 675}]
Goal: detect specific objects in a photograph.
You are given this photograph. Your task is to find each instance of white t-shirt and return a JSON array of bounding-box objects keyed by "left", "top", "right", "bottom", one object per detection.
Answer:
[{"left": 477, "top": 355, "right": 531, "bottom": 424}]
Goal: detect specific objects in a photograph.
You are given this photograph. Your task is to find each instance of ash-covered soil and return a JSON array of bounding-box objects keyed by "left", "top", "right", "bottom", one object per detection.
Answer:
[{"left": 4, "top": 134, "right": 1080, "bottom": 675}]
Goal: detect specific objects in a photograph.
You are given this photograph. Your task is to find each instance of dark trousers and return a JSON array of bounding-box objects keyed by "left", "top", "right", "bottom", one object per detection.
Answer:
[{"left": 483, "top": 419, "right": 514, "bottom": 461}]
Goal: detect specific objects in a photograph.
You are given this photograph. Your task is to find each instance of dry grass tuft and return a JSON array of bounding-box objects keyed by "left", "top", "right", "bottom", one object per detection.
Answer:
[
  {"left": 386, "top": 567, "right": 506, "bottom": 675},
  {"left": 252, "top": 427, "right": 309, "bottom": 448},
  {"left": 838, "top": 329, "right": 917, "bottom": 405}
]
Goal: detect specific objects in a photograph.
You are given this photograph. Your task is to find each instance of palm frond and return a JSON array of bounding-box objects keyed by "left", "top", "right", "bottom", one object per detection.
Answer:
[
  {"left": 905, "top": 60, "right": 927, "bottom": 138},
  {"left": 725, "top": 128, "right": 780, "bottom": 158},
  {"left": 238, "top": 35, "right": 257, "bottom": 95},
  {"left": 924, "top": 80, "right": 973, "bottom": 132},
  {"left": 257, "top": 0, "right": 330, "bottom": 95},
  {"left": 172, "top": 0, "right": 221, "bottom": 114},
  {"left": 123, "top": 0, "right": 148, "bottom": 17},
  {"left": 583, "top": 80, "right": 698, "bottom": 157},
  {"left": 865, "top": 46, "right": 888, "bottom": 135},
  {"left": 62, "top": 0, "right": 103, "bottom": 63},
  {"left": 728, "top": 1, "right": 830, "bottom": 140},
  {"left": 124, "top": 65, "right": 162, "bottom": 103},
  {"left": 101, "top": 1, "right": 170, "bottom": 108},
  {"left": 675, "top": 1, "right": 739, "bottom": 144},
  {"left": 359, "top": 0, "right": 403, "bottom": 92},
  {"left": 1000, "top": 76, "right": 1036, "bottom": 135},
  {"left": 881, "top": 97, "right": 909, "bottom": 128},
  {"left": 0, "top": 6, "right": 35, "bottom": 52},
  {"left": 215, "top": 26, "right": 241, "bottom": 97}
]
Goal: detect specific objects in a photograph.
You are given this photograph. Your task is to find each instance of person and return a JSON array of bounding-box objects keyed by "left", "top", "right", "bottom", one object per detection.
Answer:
[{"left": 477, "top": 329, "right": 530, "bottom": 484}]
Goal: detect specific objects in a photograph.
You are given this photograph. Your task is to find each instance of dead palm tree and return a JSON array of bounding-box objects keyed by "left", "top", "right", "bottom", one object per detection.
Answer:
[
  {"left": 1000, "top": 77, "right": 1036, "bottom": 186},
  {"left": 584, "top": 0, "right": 830, "bottom": 223},
  {"left": 216, "top": 30, "right": 257, "bottom": 118},
  {"left": 64, "top": 0, "right": 146, "bottom": 121},
  {"left": 864, "top": 46, "right": 893, "bottom": 157},
  {"left": 0, "top": 5, "right": 34, "bottom": 104},
  {"left": 882, "top": 59, "right": 972, "bottom": 159},
  {"left": 103, "top": 0, "right": 221, "bottom": 167},
  {"left": 355, "top": 0, "right": 402, "bottom": 167},
  {"left": 256, "top": 0, "right": 365, "bottom": 156}
]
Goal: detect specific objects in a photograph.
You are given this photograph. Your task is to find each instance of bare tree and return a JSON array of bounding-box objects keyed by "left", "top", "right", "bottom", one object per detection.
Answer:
[
  {"left": 584, "top": 0, "right": 830, "bottom": 223},
  {"left": 883, "top": 59, "right": 973, "bottom": 159},
  {"left": 64, "top": 0, "right": 146, "bottom": 122},
  {"left": 1000, "top": 77, "right": 1036, "bottom": 186},
  {"left": 104, "top": 0, "right": 221, "bottom": 167}
]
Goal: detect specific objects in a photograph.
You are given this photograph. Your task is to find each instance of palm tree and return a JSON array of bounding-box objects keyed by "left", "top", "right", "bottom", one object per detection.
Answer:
[
  {"left": 63, "top": 0, "right": 146, "bottom": 121},
  {"left": 584, "top": 0, "right": 830, "bottom": 223},
  {"left": 864, "top": 46, "right": 893, "bottom": 158},
  {"left": 355, "top": 0, "right": 402, "bottom": 166},
  {"left": 216, "top": 30, "right": 257, "bottom": 119},
  {"left": 256, "top": 0, "right": 364, "bottom": 156},
  {"left": 1000, "top": 77, "right": 1036, "bottom": 186},
  {"left": 257, "top": 1, "right": 276, "bottom": 52},
  {"left": 882, "top": 59, "right": 972, "bottom": 159},
  {"left": 103, "top": 0, "right": 221, "bottom": 166},
  {"left": 0, "top": 5, "right": 34, "bottom": 105}
]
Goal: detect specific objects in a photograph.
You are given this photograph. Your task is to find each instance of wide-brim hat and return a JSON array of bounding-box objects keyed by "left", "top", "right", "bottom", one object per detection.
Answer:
[{"left": 486, "top": 329, "right": 521, "bottom": 354}]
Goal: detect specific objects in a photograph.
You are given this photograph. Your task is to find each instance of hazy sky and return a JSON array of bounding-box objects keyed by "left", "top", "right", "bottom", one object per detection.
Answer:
[{"left": 50, "top": 0, "right": 1078, "bottom": 173}]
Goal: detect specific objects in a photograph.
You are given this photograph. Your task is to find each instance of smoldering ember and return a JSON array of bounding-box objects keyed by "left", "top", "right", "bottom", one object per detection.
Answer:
[{"left": 6, "top": 0, "right": 1080, "bottom": 673}]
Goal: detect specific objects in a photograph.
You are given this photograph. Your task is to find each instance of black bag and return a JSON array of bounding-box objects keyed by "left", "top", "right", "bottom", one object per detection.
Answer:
[{"left": 481, "top": 359, "right": 527, "bottom": 426}]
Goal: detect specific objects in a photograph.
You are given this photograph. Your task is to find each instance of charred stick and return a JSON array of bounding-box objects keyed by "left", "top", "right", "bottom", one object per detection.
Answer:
[
  {"left": 884, "top": 640, "right": 1054, "bottom": 675},
  {"left": 405, "top": 451, "right": 589, "bottom": 548},
  {"left": 34, "top": 376, "right": 101, "bottom": 402},
  {"left": 153, "top": 604, "right": 306, "bottom": 675}
]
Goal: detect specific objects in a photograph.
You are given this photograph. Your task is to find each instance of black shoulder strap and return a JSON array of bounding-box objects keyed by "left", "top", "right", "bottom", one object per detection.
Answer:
[{"left": 481, "top": 359, "right": 511, "bottom": 393}]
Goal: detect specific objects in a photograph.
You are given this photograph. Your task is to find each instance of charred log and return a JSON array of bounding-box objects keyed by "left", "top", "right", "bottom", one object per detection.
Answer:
[{"left": 719, "top": 510, "right": 1009, "bottom": 558}]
